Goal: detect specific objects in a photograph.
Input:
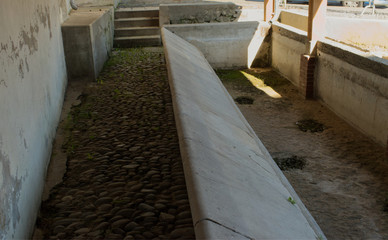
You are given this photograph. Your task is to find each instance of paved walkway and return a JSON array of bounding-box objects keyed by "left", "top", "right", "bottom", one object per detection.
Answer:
[{"left": 35, "top": 48, "right": 195, "bottom": 240}]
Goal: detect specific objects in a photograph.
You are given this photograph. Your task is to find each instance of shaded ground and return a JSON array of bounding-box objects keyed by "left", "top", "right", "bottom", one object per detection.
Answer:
[
  {"left": 218, "top": 68, "right": 388, "bottom": 240},
  {"left": 35, "top": 48, "right": 195, "bottom": 240}
]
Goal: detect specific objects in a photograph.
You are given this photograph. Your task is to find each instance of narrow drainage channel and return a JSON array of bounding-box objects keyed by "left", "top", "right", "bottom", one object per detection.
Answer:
[{"left": 34, "top": 48, "right": 195, "bottom": 240}]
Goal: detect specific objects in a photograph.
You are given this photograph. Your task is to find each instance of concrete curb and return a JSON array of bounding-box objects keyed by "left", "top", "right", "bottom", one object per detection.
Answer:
[{"left": 162, "top": 27, "right": 326, "bottom": 239}]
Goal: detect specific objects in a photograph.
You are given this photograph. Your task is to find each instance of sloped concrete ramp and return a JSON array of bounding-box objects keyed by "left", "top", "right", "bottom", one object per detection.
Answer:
[{"left": 162, "top": 28, "right": 326, "bottom": 239}]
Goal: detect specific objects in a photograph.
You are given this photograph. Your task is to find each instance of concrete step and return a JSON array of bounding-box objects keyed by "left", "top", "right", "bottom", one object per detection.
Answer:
[
  {"left": 114, "top": 35, "right": 161, "bottom": 48},
  {"left": 115, "top": 17, "right": 159, "bottom": 28},
  {"left": 115, "top": 26, "right": 160, "bottom": 38},
  {"left": 115, "top": 7, "right": 159, "bottom": 19}
]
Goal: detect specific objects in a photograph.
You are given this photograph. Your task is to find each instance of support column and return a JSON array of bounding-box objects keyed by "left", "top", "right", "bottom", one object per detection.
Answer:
[
  {"left": 264, "top": 0, "right": 275, "bottom": 22},
  {"left": 299, "top": 0, "right": 326, "bottom": 99},
  {"left": 307, "top": 0, "right": 327, "bottom": 54},
  {"left": 299, "top": 55, "right": 316, "bottom": 99}
]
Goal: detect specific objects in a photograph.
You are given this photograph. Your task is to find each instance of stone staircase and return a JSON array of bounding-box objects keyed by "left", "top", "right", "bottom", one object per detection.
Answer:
[{"left": 114, "top": 7, "right": 161, "bottom": 48}]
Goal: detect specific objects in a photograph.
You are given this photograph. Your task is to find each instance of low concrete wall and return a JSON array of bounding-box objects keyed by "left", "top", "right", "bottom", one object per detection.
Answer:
[
  {"left": 326, "top": 17, "right": 388, "bottom": 50},
  {"left": 62, "top": 7, "right": 114, "bottom": 81},
  {"left": 278, "top": 10, "right": 308, "bottom": 32},
  {"left": 271, "top": 21, "right": 388, "bottom": 147},
  {"left": 279, "top": 10, "right": 388, "bottom": 50},
  {"left": 77, "top": 0, "right": 121, "bottom": 7},
  {"left": 0, "top": 0, "right": 68, "bottom": 238},
  {"left": 316, "top": 40, "right": 388, "bottom": 146},
  {"left": 159, "top": 2, "right": 241, "bottom": 26},
  {"left": 119, "top": 0, "right": 202, "bottom": 7},
  {"left": 271, "top": 22, "right": 307, "bottom": 86},
  {"left": 162, "top": 27, "right": 325, "bottom": 240},
  {"left": 165, "top": 21, "right": 271, "bottom": 69}
]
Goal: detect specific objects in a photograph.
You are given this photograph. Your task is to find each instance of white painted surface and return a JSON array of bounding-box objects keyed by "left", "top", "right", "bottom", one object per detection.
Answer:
[
  {"left": 162, "top": 27, "right": 325, "bottom": 239},
  {"left": 0, "top": 0, "right": 68, "bottom": 238}
]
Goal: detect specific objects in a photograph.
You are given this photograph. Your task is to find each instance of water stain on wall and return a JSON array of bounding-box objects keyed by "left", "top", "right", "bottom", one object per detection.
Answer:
[
  {"left": 0, "top": 79, "right": 7, "bottom": 88},
  {"left": 19, "top": 25, "right": 39, "bottom": 56},
  {"left": 0, "top": 3, "right": 54, "bottom": 81},
  {"left": 37, "top": 5, "right": 52, "bottom": 39},
  {"left": 0, "top": 139, "right": 22, "bottom": 239}
]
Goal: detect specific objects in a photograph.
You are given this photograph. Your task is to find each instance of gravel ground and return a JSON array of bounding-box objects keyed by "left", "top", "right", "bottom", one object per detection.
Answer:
[{"left": 35, "top": 48, "right": 195, "bottom": 240}]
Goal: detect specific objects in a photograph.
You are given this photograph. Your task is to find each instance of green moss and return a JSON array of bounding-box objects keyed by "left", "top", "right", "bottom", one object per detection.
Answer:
[
  {"left": 216, "top": 69, "right": 288, "bottom": 87},
  {"left": 216, "top": 70, "right": 251, "bottom": 86},
  {"left": 245, "top": 70, "right": 288, "bottom": 87}
]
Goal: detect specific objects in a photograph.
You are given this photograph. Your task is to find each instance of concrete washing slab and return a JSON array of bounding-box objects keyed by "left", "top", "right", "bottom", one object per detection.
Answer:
[
  {"left": 164, "top": 21, "right": 271, "bottom": 69},
  {"left": 162, "top": 28, "right": 326, "bottom": 239}
]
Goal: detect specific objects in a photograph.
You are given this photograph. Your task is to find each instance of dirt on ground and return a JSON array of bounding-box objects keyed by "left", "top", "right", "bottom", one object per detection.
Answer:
[{"left": 218, "top": 68, "right": 388, "bottom": 240}]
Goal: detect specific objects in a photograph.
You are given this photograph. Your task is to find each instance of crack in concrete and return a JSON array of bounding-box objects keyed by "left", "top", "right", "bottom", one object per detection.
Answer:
[{"left": 195, "top": 218, "right": 254, "bottom": 240}]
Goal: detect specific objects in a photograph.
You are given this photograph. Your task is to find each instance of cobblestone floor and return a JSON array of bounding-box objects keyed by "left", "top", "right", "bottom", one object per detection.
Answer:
[{"left": 36, "top": 48, "right": 195, "bottom": 240}]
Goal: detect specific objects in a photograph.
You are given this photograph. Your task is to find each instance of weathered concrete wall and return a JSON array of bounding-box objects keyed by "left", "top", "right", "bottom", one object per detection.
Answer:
[
  {"left": 316, "top": 40, "right": 388, "bottom": 146},
  {"left": 271, "top": 22, "right": 307, "bottom": 86},
  {"left": 0, "top": 0, "right": 68, "bottom": 238},
  {"left": 165, "top": 21, "right": 271, "bottom": 69},
  {"left": 162, "top": 27, "right": 325, "bottom": 239},
  {"left": 62, "top": 7, "right": 114, "bottom": 81},
  {"left": 271, "top": 21, "right": 388, "bottom": 147},
  {"left": 159, "top": 2, "right": 241, "bottom": 26}
]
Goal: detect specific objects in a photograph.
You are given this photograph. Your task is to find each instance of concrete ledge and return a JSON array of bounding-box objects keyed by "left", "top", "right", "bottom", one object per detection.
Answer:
[
  {"left": 318, "top": 39, "right": 388, "bottom": 79},
  {"left": 279, "top": 10, "right": 388, "bottom": 52},
  {"left": 164, "top": 21, "right": 271, "bottom": 69},
  {"left": 76, "top": 0, "right": 120, "bottom": 7},
  {"left": 272, "top": 21, "right": 308, "bottom": 44},
  {"left": 278, "top": 10, "right": 308, "bottom": 32},
  {"left": 62, "top": 7, "right": 114, "bottom": 81},
  {"left": 159, "top": 2, "right": 241, "bottom": 27},
  {"left": 162, "top": 27, "right": 325, "bottom": 239}
]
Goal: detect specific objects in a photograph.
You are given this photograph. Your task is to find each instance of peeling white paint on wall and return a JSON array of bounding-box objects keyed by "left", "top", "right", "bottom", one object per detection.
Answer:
[{"left": 0, "top": 0, "right": 68, "bottom": 238}]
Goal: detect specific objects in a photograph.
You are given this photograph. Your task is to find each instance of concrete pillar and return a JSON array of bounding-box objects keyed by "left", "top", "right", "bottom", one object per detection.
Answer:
[
  {"left": 299, "top": 55, "right": 316, "bottom": 99},
  {"left": 307, "top": 0, "right": 327, "bottom": 54},
  {"left": 264, "top": 0, "right": 275, "bottom": 22},
  {"left": 299, "top": 0, "right": 326, "bottom": 99}
]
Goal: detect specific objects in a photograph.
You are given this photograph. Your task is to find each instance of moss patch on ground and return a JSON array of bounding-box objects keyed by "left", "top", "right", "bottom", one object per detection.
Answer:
[{"left": 216, "top": 69, "right": 288, "bottom": 88}]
